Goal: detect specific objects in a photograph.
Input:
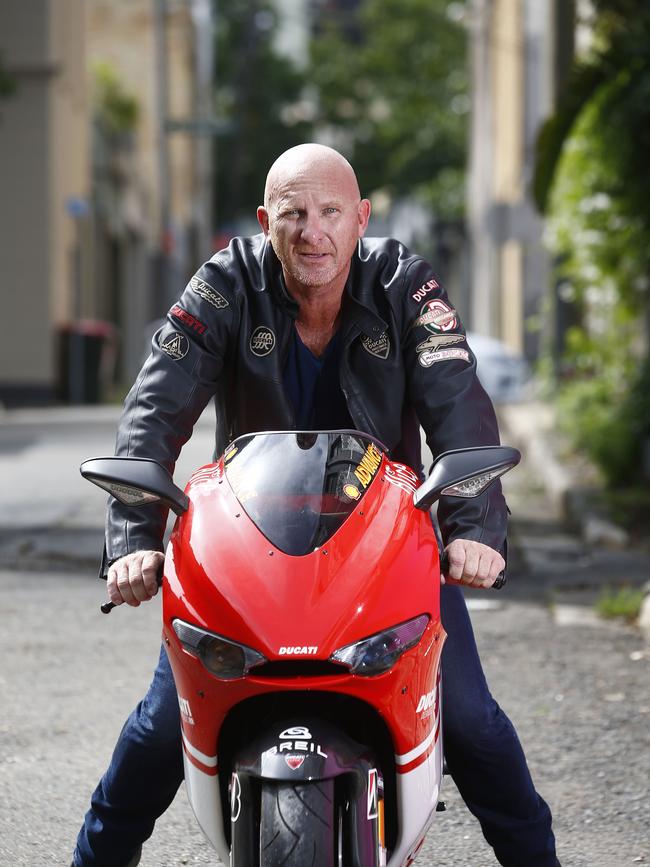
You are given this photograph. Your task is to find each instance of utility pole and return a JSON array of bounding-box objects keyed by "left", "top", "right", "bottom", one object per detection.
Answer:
[
  {"left": 153, "top": 0, "right": 173, "bottom": 309},
  {"left": 190, "top": 0, "right": 215, "bottom": 259}
]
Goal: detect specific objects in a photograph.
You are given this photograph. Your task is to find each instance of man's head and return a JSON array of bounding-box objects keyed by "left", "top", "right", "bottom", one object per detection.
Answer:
[{"left": 257, "top": 143, "right": 371, "bottom": 297}]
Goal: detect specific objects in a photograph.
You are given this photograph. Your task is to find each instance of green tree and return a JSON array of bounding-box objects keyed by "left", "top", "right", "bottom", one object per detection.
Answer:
[
  {"left": 214, "top": 0, "right": 313, "bottom": 228},
  {"left": 535, "top": 0, "right": 650, "bottom": 485},
  {"left": 309, "top": 0, "right": 469, "bottom": 217}
]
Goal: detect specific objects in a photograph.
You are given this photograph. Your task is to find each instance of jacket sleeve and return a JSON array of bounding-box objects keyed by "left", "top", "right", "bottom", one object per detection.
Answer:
[
  {"left": 104, "top": 260, "right": 237, "bottom": 571},
  {"left": 400, "top": 259, "right": 509, "bottom": 555}
]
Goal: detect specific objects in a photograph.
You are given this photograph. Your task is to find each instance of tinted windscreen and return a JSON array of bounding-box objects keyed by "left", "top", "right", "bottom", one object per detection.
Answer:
[{"left": 223, "top": 431, "right": 384, "bottom": 555}]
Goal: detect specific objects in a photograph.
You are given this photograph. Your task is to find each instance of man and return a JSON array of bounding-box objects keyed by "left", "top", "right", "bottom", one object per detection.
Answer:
[{"left": 73, "top": 144, "right": 560, "bottom": 866}]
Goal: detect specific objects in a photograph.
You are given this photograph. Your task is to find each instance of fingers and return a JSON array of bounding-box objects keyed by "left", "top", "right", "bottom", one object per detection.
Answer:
[
  {"left": 107, "top": 550, "right": 164, "bottom": 607},
  {"left": 444, "top": 539, "right": 505, "bottom": 589}
]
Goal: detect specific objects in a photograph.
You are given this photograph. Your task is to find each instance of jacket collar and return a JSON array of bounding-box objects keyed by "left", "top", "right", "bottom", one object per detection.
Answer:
[{"left": 261, "top": 235, "right": 388, "bottom": 338}]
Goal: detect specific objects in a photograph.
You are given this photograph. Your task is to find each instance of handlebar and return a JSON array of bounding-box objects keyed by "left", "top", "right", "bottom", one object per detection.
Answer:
[{"left": 439, "top": 551, "right": 507, "bottom": 590}]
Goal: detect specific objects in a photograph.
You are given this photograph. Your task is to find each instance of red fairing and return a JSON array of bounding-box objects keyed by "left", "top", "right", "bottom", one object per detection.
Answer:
[{"left": 162, "top": 451, "right": 445, "bottom": 769}]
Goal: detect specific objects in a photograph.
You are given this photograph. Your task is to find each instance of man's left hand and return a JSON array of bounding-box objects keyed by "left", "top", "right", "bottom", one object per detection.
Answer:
[{"left": 443, "top": 539, "right": 505, "bottom": 589}]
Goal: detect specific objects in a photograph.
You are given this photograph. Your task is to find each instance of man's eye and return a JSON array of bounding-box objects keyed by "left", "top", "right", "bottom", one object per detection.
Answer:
[{"left": 324, "top": 207, "right": 338, "bottom": 215}]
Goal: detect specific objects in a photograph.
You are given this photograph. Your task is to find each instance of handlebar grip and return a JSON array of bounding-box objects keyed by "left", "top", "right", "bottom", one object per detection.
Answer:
[
  {"left": 439, "top": 551, "right": 507, "bottom": 590},
  {"left": 100, "top": 564, "right": 164, "bottom": 614}
]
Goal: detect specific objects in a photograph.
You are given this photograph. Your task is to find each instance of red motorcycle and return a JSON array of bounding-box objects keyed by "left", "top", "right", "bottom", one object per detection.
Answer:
[{"left": 81, "top": 430, "right": 519, "bottom": 866}]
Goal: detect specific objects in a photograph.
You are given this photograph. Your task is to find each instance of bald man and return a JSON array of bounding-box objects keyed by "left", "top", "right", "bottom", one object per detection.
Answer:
[{"left": 73, "top": 144, "right": 559, "bottom": 867}]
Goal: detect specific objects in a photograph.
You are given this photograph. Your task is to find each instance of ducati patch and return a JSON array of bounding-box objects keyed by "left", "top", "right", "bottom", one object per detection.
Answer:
[
  {"left": 250, "top": 325, "right": 276, "bottom": 356},
  {"left": 415, "top": 333, "right": 465, "bottom": 354},
  {"left": 411, "top": 278, "right": 439, "bottom": 303},
  {"left": 418, "top": 347, "right": 470, "bottom": 368},
  {"left": 170, "top": 304, "right": 207, "bottom": 335},
  {"left": 361, "top": 332, "right": 390, "bottom": 360},
  {"left": 412, "top": 299, "right": 458, "bottom": 334},
  {"left": 160, "top": 331, "right": 189, "bottom": 361},
  {"left": 190, "top": 275, "right": 229, "bottom": 309}
]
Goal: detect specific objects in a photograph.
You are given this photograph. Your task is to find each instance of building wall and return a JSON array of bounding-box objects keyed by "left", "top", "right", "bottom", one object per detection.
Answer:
[
  {"left": 0, "top": 0, "right": 89, "bottom": 399},
  {"left": 468, "top": 0, "right": 563, "bottom": 360}
]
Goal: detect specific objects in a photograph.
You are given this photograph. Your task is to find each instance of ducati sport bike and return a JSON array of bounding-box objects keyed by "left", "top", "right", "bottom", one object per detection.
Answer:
[{"left": 81, "top": 429, "right": 519, "bottom": 866}]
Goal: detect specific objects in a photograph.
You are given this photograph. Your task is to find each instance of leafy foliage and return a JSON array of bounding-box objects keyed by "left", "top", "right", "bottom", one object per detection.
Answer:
[
  {"left": 93, "top": 62, "right": 139, "bottom": 135},
  {"left": 309, "top": 0, "right": 469, "bottom": 216},
  {"left": 538, "top": 2, "right": 650, "bottom": 486},
  {"left": 214, "top": 0, "right": 313, "bottom": 227}
]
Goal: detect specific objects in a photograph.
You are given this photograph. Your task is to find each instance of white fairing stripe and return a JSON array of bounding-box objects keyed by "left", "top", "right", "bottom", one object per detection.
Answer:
[
  {"left": 182, "top": 731, "right": 217, "bottom": 768},
  {"left": 394, "top": 723, "right": 437, "bottom": 766}
]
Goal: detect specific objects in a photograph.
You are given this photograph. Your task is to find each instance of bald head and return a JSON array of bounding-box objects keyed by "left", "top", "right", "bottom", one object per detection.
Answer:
[{"left": 263, "top": 143, "right": 361, "bottom": 211}]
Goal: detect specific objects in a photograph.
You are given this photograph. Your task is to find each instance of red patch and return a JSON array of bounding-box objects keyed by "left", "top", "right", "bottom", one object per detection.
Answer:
[
  {"left": 285, "top": 755, "right": 305, "bottom": 770},
  {"left": 170, "top": 304, "right": 207, "bottom": 335}
]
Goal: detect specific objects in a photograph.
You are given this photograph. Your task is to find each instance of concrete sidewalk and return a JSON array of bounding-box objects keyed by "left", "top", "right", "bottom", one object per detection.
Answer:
[{"left": 0, "top": 404, "right": 217, "bottom": 572}]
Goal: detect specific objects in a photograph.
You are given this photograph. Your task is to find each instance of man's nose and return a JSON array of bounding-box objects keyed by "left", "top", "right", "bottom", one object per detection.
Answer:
[{"left": 299, "top": 212, "right": 324, "bottom": 243}]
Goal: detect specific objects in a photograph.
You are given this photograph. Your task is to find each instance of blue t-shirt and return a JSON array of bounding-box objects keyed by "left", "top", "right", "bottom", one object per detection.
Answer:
[{"left": 283, "top": 326, "right": 353, "bottom": 430}]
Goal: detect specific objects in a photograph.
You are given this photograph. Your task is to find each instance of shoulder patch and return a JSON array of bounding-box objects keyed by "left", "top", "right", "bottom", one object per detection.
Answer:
[
  {"left": 160, "top": 331, "right": 189, "bottom": 361},
  {"left": 411, "top": 299, "right": 458, "bottom": 334},
  {"left": 361, "top": 332, "right": 390, "bottom": 360},
  {"left": 170, "top": 304, "right": 207, "bottom": 335},
  {"left": 418, "top": 347, "right": 470, "bottom": 368},
  {"left": 415, "top": 333, "right": 465, "bottom": 354},
  {"left": 411, "top": 278, "right": 439, "bottom": 304},
  {"left": 190, "top": 275, "right": 229, "bottom": 309},
  {"left": 250, "top": 325, "right": 276, "bottom": 357}
]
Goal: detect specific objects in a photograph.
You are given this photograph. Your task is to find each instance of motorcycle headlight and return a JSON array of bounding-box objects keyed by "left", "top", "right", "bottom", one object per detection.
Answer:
[
  {"left": 172, "top": 620, "right": 266, "bottom": 680},
  {"left": 330, "top": 614, "right": 429, "bottom": 676}
]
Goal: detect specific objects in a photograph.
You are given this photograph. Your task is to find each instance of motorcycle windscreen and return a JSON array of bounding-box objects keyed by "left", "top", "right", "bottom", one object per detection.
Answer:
[{"left": 223, "top": 431, "right": 385, "bottom": 555}]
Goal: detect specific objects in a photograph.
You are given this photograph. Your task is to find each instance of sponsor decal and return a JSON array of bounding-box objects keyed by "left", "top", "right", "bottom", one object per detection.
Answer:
[
  {"left": 384, "top": 463, "right": 419, "bottom": 494},
  {"left": 415, "top": 332, "right": 465, "bottom": 354},
  {"left": 250, "top": 325, "right": 276, "bottom": 356},
  {"left": 411, "top": 278, "right": 439, "bottom": 303},
  {"left": 416, "top": 688, "right": 438, "bottom": 715},
  {"left": 367, "top": 768, "right": 379, "bottom": 820},
  {"left": 280, "top": 726, "right": 311, "bottom": 739},
  {"left": 361, "top": 332, "right": 390, "bottom": 360},
  {"left": 190, "top": 275, "right": 229, "bottom": 309},
  {"left": 170, "top": 304, "right": 207, "bottom": 335},
  {"left": 285, "top": 755, "right": 306, "bottom": 771},
  {"left": 266, "top": 731, "right": 328, "bottom": 760},
  {"left": 230, "top": 772, "right": 241, "bottom": 822},
  {"left": 354, "top": 442, "right": 383, "bottom": 489},
  {"left": 223, "top": 446, "right": 238, "bottom": 463},
  {"left": 343, "top": 483, "right": 361, "bottom": 501},
  {"left": 178, "top": 696, "right": 195, "bottom": 725},
  {"left": 418, "top": 347, "right": 470, "bottom": 368},
  {"left": 278, "top": 645, "right": 318, "bottom": 655},
  {"left": 160, "top": 331, "right": 189, "bottom": 361},
  {"left": 412, "top": 299, "right": 458, "bottom": 334}
]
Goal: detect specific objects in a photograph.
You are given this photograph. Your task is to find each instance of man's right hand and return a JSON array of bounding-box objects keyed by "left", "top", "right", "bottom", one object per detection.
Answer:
[{"left": 107, "top": 550, "right": 165, "bottom": 607}]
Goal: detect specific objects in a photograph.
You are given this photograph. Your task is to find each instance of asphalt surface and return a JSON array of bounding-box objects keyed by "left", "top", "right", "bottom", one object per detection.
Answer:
[{"left": 1, "top": 407, "right": 648, "bottom": 866}]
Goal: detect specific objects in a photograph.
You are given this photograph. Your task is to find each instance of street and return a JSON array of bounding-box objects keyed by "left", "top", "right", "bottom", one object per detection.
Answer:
[{"left": 1, "top": 408, "right": 648, "bottom": 866}]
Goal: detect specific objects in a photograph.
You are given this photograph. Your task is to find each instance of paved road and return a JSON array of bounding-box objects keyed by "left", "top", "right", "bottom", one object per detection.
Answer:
[{"left": 1, "top": 408, "right": 648, "bottom": 866}]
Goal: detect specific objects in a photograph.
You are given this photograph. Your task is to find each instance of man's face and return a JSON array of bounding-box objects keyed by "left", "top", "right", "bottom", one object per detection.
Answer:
[{"left": 257, "top": 161, "right": 371, "bottom": 295}]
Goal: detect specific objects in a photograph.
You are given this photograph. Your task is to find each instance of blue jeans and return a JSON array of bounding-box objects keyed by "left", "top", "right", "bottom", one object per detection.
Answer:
[{"left": 74, "top": 586, "right": 558, "bottom": 866}]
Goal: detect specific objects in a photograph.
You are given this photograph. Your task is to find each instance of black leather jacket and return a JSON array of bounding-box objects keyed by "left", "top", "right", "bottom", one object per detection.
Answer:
[{"left": 105, "top": 235, "right": 508, "bottom": 568}]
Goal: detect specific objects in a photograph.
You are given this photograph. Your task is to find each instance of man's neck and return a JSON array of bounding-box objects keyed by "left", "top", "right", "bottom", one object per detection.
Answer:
[{"left": 284, "top": 273, "right": 348, "bottom": 358}]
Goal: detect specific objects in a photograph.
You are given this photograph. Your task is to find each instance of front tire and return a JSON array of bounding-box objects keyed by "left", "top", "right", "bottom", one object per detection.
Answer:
[{"left": 260, "top": 780, "right": 336, "bottom": 866}]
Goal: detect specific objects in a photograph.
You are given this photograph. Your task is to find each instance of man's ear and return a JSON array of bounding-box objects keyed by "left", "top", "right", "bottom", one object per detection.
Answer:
[
  {"left": 357, "top": 198, "right": 371, "bottom": 238},
  {"left": 257, "top": 206, "right": 270, "bottom": 236}
]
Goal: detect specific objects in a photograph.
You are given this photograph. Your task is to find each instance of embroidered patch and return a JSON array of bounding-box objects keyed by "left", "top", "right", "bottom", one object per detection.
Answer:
[
  {"left": 411, "top": 278, "right": 439, "bottom": 303},
  {"left": 412, "top": 299, "right": 458, "bottom": 334},
  {"left": 415, "top": 333, "right": 465, "bottom": 354},
  {"left": 190, "top": 275, "right": 229, "bottom": 309},
  {"left": 418, "top": 347, "right": 470, "bottom": 368},
  {"left": 361, "top": 332, "right": 390, "bottom": 360},
  {"left": 250, "top": 325, "right": 276, "bottom": 356},
  {"left": 160, "top": 331, "right": 189, "bottom": 361},
  {"left": 170, "top": 304, "right": 206, "bottom": 335}
]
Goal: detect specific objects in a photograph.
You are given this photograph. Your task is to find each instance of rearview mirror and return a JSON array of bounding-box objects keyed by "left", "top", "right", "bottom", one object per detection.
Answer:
[
  {"left": 413, "top": 445, "right": 520, "bottom": 512},
  {"left": 80, "top": 456, "right": 189, "bottom": 516}
]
